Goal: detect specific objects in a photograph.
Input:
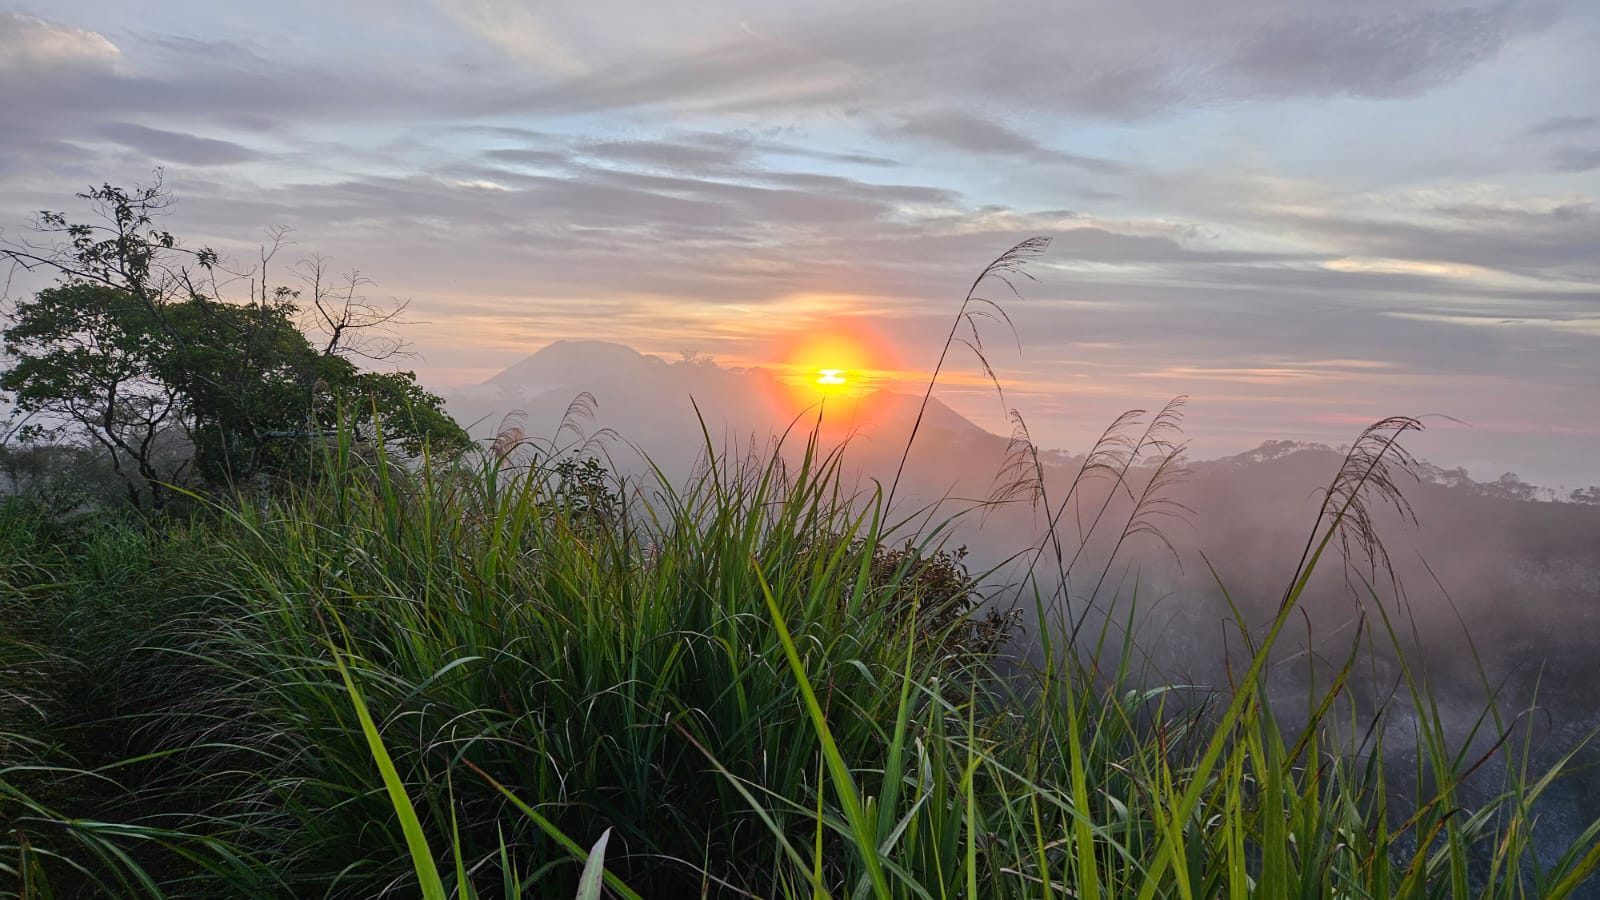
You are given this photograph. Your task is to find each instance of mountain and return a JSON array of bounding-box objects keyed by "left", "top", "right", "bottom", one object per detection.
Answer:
[
  {"left": 453, "top": 342, "right": 1600, "bottom": 511},
  {"left": 845, "top": 389, "right": 990, "bottom": 440},
  {"left": 482, "top": 340, "right": 667, "bottom": 390},
  {"left": 446, "top": 340, "right": 1001, "bottom": 481}
]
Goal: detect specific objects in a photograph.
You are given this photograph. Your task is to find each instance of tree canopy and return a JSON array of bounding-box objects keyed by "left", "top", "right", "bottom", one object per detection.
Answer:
[{"left": 1, "top": 176, "right": 469, "bottom": 509}]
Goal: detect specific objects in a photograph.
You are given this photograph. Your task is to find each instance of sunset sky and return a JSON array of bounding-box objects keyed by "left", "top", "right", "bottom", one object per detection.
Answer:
[{"left": 2, "top": 1, "right": 1597, "bottom": 486}]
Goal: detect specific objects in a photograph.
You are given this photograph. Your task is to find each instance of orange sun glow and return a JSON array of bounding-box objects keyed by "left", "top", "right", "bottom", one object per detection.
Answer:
[
  {"left": 778, "top": 330, "right": 887, "bottom": 392},
  {"left": 762, "top": 326, "right": 901, "bottom": 429}
]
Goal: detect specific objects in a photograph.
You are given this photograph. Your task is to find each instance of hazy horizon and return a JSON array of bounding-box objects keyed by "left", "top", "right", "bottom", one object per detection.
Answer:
[
  {"left": 2, "top": 1, "right": 1596, "bottom": 487},
  {"left": 456, "top": 337, "right": 1598, "bottom": 494}
]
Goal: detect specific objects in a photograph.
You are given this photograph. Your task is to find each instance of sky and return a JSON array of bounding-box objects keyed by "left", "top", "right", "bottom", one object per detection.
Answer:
[{"left": 1, "top": 0, "right": 1597, "bottom": 487}]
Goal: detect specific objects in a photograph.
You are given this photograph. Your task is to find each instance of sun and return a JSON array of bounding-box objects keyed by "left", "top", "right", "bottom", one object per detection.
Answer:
[
  {"left": 776, "top": 330, "right": 883, "bottom": 393},
  {"left": 764, "top": 325, "right": 898, "bottom": 421}
]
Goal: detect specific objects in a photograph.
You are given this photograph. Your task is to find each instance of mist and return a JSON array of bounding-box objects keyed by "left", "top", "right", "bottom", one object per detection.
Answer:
[{"left": 450, "top": 337, "right": 1600, "bottom": 854}]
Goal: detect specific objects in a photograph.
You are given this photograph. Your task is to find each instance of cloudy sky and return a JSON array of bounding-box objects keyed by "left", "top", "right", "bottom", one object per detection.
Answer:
[{"left": 2, "top": 0, "right": 1597, "bottom": 486}]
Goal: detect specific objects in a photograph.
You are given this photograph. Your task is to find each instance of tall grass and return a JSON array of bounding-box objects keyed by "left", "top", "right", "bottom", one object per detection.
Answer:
[
  {"left": 2, "top": 246, "right": 1598, "bottom": 896},
  {"left": 3, "top": 410, "right": 1596, "bottom": 897},
  {"left": 0, "top": 498, "right": 276, "bottom": 898}
]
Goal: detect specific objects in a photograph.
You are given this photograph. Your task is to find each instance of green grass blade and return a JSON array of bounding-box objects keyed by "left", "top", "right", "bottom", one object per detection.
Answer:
[
  {"left": 330, "top": 649, "right": 447, "bottom": 900},
  {"left": 755, "top": 558, "right": 892, "bottom": 900},
  {"left": 575, "top": 828, "right": 611, "bottom": 900}
]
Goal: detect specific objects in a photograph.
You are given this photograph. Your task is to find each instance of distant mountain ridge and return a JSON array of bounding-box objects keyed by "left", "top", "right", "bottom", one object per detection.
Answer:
[
  {"left": 483, "top": 340, "right": 667, "bottom": 389},
  {"left": 1212, "top": 440, "right": 1337, "bottom": 466},
  {"left": 455, "top": 340, "right": 1600, "bottom": 505},
  {"left": 456, "top": 338, "right": 985, "bottom": 442}
]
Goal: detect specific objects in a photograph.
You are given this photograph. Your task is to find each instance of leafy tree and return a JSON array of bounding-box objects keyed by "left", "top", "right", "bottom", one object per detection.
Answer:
[
  {"left": 1, "top": 281, "right": 189, "bottom": 506},
  {"left": 1, "top": 175, "right": 469, "bottom": 509},
  {"left": 1483, "top": 471, "right": 1540, "bottom": 503}
]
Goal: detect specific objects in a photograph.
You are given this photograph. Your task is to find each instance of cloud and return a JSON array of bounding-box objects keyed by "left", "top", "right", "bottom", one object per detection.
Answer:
[
  {"left": 0, "top": 15, "right": 489, "bottom": 176},
  {"left": 1386, "top": 311, "right": 1600, "bottom": 337},
  {"left": 1152, "top": 182, "right": 1600, "bottom": 284},
  {"left": 1221, "top": 5, "right": 1509, "bottom": 99},
  {"left": 96, "top": 123, "right": 262, "bottom": 166},
  {"left": 444, "top": 0, "right": 1536, "bottom": 123},
  {"left": 428, "top": 0, "right": 588, "bottom": 74},
  {"left": 483, "top": 147, "right": 571, "bottom": 168},
  {"left": 576, "top": 134, "right": 753, "bottom": 174},
  {"left": 887, "top": 110, "right": 1127, "bottom": 173},
  {"left": 751, "top": 172, "right": 951, "bottom": 204},
  {"left": 0, "top": 2, "right": 1560, "bottom": 188},
  {"left": 1291, "top": 206, "right": 1600, "bottom": 280},
  {"left": 1550, "top": 146, "right": 1600, "bottom": 172},
  {"left": 0, "top": 12, "right": 119, "bottom": 75},
  {"left": 892, "top": 110, "right": 1046, "bottom": 156},
  {"left": 1527, "top": 114, "right": 1600, "bottom": 135}
]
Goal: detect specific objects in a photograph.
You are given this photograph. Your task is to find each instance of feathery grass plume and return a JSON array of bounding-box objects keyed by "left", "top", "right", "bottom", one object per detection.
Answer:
[
  {"left": 488, "top": 392, "right": 617, "bottom": 473},
  {"left": 552, "top": 391, "right": 618, "bottom": 455},
  {"left": 887, "top": 236, "right": 1049, "bottom": 511},
  {"left": 1288, "top": 415, "right": 1423, "bottom": 612},
  {"left": 995, "top": 397, "right": 1189, "bottom": 645},
  {"left": 488, "top": 408, "right": 528, "bottom": 463},
  {"left": 990, "top": 409, "right": 1048, "bottom": 513},
  {"left": 1071, "top": 442, "right": 1192, "bottom": 647}
]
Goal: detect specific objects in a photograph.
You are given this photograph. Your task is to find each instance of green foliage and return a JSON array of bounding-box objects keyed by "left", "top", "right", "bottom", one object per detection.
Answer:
[
  {"left": 0, "top": 178, "right": 469, "bottom": 509},
  {"left": 0, "top": 439, "right": 126, "bottom": 515},
  {"left": 1, "top": 282, "right": 184, "bottom": 506},
  {"left": 550, "top": 452, "right": 622, "bottom": 530},
  {"left": 2, "top": 429, "right": 1598, "bottom": 898},
  {"left": 804, "top": 536, "right": 1021, "bottom": 661},
  {"left": 0, "top": 499, "right": 280, "bottom": 898}
]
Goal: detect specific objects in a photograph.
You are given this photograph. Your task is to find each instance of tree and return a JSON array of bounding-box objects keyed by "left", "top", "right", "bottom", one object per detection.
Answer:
[
  {"left": 2, "top": 282, "right": 188, "bottom": 507},
  {"left": 1483, "top": 471, "right": 1539, "bottom": 503},
  {"left": 1, "top": 175, "right": 469, "bottom": 509}
]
